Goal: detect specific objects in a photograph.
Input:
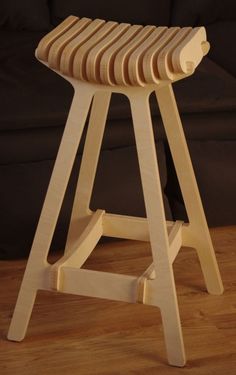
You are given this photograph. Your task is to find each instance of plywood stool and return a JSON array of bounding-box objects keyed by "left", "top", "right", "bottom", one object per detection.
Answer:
[{"left": 8, "top": 16, "right": 224, "bottom": 367}]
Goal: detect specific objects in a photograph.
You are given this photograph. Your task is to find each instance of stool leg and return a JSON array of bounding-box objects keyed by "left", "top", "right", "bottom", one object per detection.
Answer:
[
  {"left": 65, "top": 91, "right": 111, "bottom": 252},
  {"left": 155, "top": 83, "right": 223, "bottom": 295},
  {"left": 8, "top": 85, "right": 94, "bottom": 341},
  {"left": 129, "top": 91, "right": 186, "bottom": 367}
]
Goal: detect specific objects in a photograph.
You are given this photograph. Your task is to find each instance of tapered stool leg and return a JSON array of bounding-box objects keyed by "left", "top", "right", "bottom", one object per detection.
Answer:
[
  {"left": 65, "top": 91, "right": 111, "bottom": 253},
  {"left": 129, "top": 90, "right": 186, "bottom": 367},
  {"left": 7, "top": 85, "right": 94, "bottom": 341},
  {"left": 155, "top": 84, "right": 223, "bottom": 295}
]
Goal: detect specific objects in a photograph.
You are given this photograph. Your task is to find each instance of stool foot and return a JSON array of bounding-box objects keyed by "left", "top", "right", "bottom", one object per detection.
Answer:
[
  {"left": 8, "top": 287, "right": 37, "bottom": 341},
  {"left": 161, "top": 313, "right": 186, "bottom": 366},
  {"left": 159, "top": 285, "right": 186, "bottom": 367},
  {"left": 191, "top": 233, "right": 224, "bottom": 295}
]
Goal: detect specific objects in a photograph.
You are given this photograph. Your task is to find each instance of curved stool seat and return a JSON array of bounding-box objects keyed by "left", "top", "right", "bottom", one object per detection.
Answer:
[
  {"left": 8, "top": 15, "right": 223, "bottom": 368},
  {"left": 36, "top": 15, "right": 209, "bottom": 86}
]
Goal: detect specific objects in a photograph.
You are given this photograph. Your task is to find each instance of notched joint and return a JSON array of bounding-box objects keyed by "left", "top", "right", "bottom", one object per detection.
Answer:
[
  {"left": 136, "top": 277, "right": 146, "bottom": 304},
  {"left": 50, "top": 265, "right": 63, "bottom": 292}
]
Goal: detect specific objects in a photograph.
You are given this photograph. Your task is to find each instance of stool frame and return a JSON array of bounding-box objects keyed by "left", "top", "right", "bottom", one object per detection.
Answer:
[{"left": 7, "top": 17, "right": 224, "bottom": 367}]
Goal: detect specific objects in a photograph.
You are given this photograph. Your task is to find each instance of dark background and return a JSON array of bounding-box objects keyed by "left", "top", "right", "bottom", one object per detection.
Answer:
[{"left": 0, "top": 0, "right": 236, "bottom": 259}]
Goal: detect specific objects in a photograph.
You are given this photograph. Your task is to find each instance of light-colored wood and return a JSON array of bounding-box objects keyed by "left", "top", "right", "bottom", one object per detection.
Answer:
[
  {"left": 100, "top": 24, "right": 143, "bottom": 85},
  {"left": 73, "top": 21, "right": 118, "bottom": 81},
  {"left": 129, "top": 90, "right": 186, "bottom": 366},
  {"left": 172, "top": 27, "right": 209, "bottom": 74},
  {"left": 68, "top": 91, "right": 111, "bottom": 217},
  {"left": 155, "top": 83, "right": 224, "bottom": 296},
  {"left": 127, "top": 26, "right": 167, "bottom": 86},
  {"left": 142, "top": 27, "right": 180, "bottom": 84},
  {"left": 36, "top": 15, "right": 79, "bottom": 61},
  {"left": 136, "top": 262, "right": 155, "bottom": 303},
  {"left": 103, "top": 212, "right": 184, "bottom": 241},
  {"left": 60, "top": 18, "right": 105, "bottom": 76},
  {"left": 114, "top": 25, "right": 156, "bottom": 86},
  {"left": 50, "top": 209, "right": 104, "bottom": 290},
  {"left": 61, "top": 267, "right": 139, "bottom": 303},
  {"left": 86, "top": 22, "right": 131, "bottom": 83},
  {"left": 168, "top": 220, "right": 184, "bottom": 263},
  {"left": 103, "top": 212, "right": 150, "bottom": 241},
  {"left": 64, "top": 90, "right": 111, "bottom": 253},
  {"left": 36, "top": 16, "right": 209, "bottom": 86},
  {"left": 2, "top": 227, "right": 234, "bottom": 375},
  {"left": 48, "top": 17, "right": 92, "bottom": 70},
  {"left": 7, "top": 83, "right": 94, "bottom": 342},
  {"left": 158, "top": 27, "right": 192, "bottom": 80},
  {"left": 8, "top": 16, "right": 224, "bottom": 369}
]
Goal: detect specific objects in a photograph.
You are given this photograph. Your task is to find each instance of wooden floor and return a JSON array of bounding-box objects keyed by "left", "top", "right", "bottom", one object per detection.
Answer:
[{"left": 0, "top": 226, "right": 236, "bottom": 374}]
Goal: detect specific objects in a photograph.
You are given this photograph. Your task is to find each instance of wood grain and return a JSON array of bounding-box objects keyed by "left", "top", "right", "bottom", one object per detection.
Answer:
[{"left": 1, "top": 226, "right": 235, "bottom": 374}]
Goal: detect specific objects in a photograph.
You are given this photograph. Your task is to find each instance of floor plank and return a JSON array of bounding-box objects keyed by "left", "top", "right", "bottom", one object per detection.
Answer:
[{"left": 0, "top": 226, "right": 236, "bottom": 374}]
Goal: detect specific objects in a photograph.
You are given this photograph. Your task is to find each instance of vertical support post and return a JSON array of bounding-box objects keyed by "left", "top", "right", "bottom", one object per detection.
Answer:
[
  {"left": 155, "top": 83, "right": 223, "bottom": 295},
  {"left": 65, "top": 90, "right": 111, "bottom": 252},
  {"left": 8, "top": 83, "right": 94, "bottom": 342},
  {"left": 129, "top": 89, "right": 186, "bottom": 367}
]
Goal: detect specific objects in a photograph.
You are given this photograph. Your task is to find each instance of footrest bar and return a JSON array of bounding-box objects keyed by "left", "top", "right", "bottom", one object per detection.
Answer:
[{"left": 60, "top": 267, "right": 139, "bottom": 303}]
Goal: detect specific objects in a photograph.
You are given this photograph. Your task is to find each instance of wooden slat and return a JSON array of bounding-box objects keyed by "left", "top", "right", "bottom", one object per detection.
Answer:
[
  {"left": 172, "top": 27, "right": 209, "bottom": 74},
  {"left": 128, "top": 27, "right": 167, "bottom": 86},
  {"left": 157, "top": 28, "right": 192, "bottom": 80},
  {"left": 61, "top": 267, "right": 138, "bottom": 303},
  {"left": 99, "top": 24, "right": 143, "bottom": 85},
  {"left": 36, "top": 16, "right": 209, "bottom": 85},
  {"left": 73, "top": 21, "right": 118, "bottom": 80},
  {"left": 36, "top": 15, "right": 79, "bottom": 61},
  {"left": 48, "top": 17, "right": 92, "bottom": 70},
  {"left": 86, "top": 22, "right": 130, "bottom": 83},
  {"left": 114, "top": 25, "right": 155, "bottom": 85},
  {"left": 60, "top": 18, "right": 105, "bottom": 76}
]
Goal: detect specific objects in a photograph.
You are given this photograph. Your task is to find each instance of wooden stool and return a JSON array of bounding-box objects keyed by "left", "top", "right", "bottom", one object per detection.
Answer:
[{"left": 8, "top": 16, "right": 224, "bottom": 367}]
